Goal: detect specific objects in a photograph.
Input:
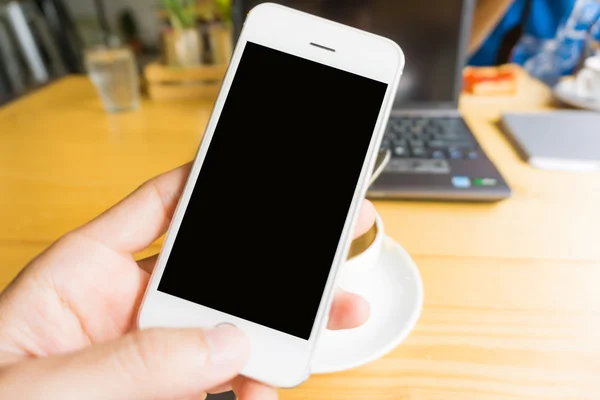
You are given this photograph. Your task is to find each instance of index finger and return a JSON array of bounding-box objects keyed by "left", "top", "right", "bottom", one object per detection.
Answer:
[
  {"left": 75, "top": 163, "right": 192, "bottom": 254},
  {"left": 77, "top": 163, "right": 375, "bottom": 254},
  {"left": 353, "top": 199, "right": 376, "bottom": 239}
]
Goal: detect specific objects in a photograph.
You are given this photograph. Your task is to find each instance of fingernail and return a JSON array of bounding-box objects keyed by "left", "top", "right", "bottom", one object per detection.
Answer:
[{"left": 205, "top": 324, "right": 249, "bottom": 366}]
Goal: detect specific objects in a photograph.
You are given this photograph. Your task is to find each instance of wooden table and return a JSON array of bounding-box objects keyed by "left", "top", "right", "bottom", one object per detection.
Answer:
[{"left": 1, "top": 77, "right": 599, "bottom": 399}]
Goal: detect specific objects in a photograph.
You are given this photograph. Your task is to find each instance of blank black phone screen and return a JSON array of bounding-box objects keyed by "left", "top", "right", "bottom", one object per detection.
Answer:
[{"left": 158, "top": 41, "right": 387, "bottom": 340}]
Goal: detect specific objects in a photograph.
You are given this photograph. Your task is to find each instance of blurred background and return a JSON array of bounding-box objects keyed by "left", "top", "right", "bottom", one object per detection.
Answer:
[
  {"left": 1, "top": 0, "right": 599, "bottom": 106},
  {"left": 0, "top": 0, "right": 235, "bottom": 105}
]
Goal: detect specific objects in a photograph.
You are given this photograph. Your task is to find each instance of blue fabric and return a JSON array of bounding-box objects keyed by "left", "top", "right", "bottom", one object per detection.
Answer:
[
  {"left": 469, "top": 0, "right": 600, "bottom": 85},
  {"left": 469, "top": 0, "right": 528, "bottom": 66}
]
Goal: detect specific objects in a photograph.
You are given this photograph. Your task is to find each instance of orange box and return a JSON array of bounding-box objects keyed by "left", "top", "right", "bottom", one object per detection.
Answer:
[{"left": 463, "top": 64, "right": 518, "bottom": 96}]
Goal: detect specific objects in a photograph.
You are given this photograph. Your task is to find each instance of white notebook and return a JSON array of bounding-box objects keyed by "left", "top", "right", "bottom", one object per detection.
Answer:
[{"left": 500, "top": 110, "right": 600, "bottom": 172}]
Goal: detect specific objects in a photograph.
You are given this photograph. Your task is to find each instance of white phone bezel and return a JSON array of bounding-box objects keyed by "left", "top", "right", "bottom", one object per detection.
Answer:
[{"left": 138, "top": 3, "right": 404, "bottom": 388}]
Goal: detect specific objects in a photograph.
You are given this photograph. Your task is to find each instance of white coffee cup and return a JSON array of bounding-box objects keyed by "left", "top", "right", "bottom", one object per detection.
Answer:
[
  {"left": 333, "top": 151, "right": 389, "bottom": 296},
  {"left": 336, "top": 212, "right": 385, "bottom": 298},
  {"left": 575, "top": 56, "right": 600, "bottom": 100}
]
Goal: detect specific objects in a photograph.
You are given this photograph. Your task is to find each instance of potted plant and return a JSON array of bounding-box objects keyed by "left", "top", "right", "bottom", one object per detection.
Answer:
[
  {"left": 161, "top": 0, "right": 201, "bottom": 67},
  {"left": 195, "top": 0, "right": 232, "bottom": 65},
  {"left": 210, "top": 0, "right": 233, "bottom": 64}
]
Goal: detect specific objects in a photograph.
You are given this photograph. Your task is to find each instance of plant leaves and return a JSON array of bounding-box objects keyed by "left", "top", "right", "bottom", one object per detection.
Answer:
[{"left": 161, "top": 0, "right": 197, "bottom": 30}]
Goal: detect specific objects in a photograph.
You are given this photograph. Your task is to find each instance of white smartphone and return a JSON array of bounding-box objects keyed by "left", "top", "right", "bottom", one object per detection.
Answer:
[{"left": 138, "top": 3, "right": 404, "bottom": 388}]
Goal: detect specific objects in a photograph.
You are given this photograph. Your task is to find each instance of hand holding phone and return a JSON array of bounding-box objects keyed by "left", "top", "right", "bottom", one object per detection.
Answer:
[{"left": 139, "top": 3, "right": 404, "bottom": 387}]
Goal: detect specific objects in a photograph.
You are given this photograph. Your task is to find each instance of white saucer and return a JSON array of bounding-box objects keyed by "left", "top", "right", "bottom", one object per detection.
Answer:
[
  {"left": 554, "top": 78, "right": 600, "bottom": 112},
  {"left": 311, "top": 236, "right": 423, "bottom": 374}
]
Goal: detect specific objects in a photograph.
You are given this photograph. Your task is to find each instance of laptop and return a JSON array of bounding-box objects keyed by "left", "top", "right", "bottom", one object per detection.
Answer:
[{"left": 233, "top": 0, "right": 511, "bottom": 201}]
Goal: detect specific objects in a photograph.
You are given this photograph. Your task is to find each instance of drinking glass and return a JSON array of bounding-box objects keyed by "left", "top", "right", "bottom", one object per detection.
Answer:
[{"left": 85, "top": 46, "right": 140, "bottom": 112}]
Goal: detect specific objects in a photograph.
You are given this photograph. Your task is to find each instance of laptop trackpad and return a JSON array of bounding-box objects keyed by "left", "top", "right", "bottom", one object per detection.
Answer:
[{"left": 385, "top": 158, "right": 450, "bottom": 174}]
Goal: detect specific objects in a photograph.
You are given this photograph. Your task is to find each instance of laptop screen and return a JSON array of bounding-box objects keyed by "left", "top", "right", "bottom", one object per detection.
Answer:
[{"left": 233, "top": 0, "right": 471, "bottom": 109}]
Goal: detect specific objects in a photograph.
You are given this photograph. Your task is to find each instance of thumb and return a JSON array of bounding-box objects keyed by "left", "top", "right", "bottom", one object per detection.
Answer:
[{"left": 2, "top": 325, "right": 249, "bottom": 400}]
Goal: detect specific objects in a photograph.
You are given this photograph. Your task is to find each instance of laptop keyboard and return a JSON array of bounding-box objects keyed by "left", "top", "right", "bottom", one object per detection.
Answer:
[{"left": 381, "top": 116, "right": 479, "bottom": 174}]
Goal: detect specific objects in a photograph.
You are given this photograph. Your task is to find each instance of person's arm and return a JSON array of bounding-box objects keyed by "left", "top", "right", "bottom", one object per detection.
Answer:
[{"left": 469, "top": 0, "right": 514, "bottom": 55}]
